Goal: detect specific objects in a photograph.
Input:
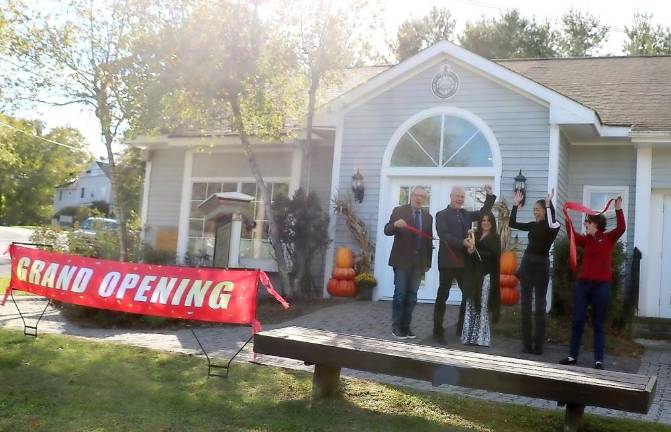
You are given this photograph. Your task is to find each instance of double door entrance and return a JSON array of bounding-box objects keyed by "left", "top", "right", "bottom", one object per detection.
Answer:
[{"left": 376, "top": 176, "right": 493, "bottom": 303}]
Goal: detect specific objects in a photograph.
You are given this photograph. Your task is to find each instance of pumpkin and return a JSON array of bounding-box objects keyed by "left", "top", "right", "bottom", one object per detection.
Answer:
[
  {"left": 335, "top": 247, "right": 354, "bottom": 268},
  {"left": 500, "top": 287, "right": 521, "bottom": 306},
  {"left": 327, "top": 278, "right": 357, "bottom": 297},
  {"left": 499, "top": 274, "right": 519, "bottom": 289},
  {"left": 500, "top": 251, "right": 518, "bottom": 274},
  {"left": 332, "top": 267, "right": 356, "bottom": 280}
]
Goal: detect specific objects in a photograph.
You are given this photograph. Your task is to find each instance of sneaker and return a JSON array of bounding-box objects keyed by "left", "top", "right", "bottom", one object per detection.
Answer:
[
  {"left": 405, "top": 330, "right": 416, "bottom": 339},
  {"left": 392, "top": 328, "right": 407, "bottom": 339},
  {"left": 558, "top": 357, "right": 577, "bottom": 365},
  {"left": 594, "top": 361, "right": 604, "bottom": 370}
]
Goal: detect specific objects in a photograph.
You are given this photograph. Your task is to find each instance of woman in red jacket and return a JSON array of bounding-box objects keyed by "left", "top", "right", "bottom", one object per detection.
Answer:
[{"left": 559, "top": 197, "right": 625, "bottom": 370}]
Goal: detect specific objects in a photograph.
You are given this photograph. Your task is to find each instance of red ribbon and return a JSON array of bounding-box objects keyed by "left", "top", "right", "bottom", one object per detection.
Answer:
[
  {"left": 562, "top": 199, "right": 616, "bottom": 272},
  {"left": 403, "top": 224, "right": 463, "bottom": 266}
]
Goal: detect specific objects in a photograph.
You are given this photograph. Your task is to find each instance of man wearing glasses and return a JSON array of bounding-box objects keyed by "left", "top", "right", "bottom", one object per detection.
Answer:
[{"left": 559, "top": 197, "right": 625, "bottom": 370}]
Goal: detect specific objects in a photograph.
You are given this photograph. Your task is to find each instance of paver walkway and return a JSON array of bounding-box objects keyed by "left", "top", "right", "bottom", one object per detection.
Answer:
[{"left": 2, "top": 296, "right": 670, "bottom": 425}]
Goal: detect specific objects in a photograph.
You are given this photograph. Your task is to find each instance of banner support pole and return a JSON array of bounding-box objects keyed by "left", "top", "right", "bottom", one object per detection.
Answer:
[
  {"left": 10, "top": 291, "right": 52, "bottom": 337},
  {"left": 190, "top": 327, "right": 253, "bottom": 378}
]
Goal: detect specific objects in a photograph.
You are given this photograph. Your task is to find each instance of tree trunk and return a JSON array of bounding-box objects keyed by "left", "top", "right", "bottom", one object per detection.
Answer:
[
  {"left": 229, "top": 94, "right": 293, "bottom": 296},
  {"left": 301, "top": 72, "right": 320, "bottom": 191}
]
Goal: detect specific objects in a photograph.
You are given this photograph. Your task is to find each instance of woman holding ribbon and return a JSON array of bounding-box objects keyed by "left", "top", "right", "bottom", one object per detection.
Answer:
[
  {"left": 461, "top": 211, "right": 501, "bottom": 346},
  {"left": 559, "top": 196, "right": 625, "bottom": 370},
  {"left": 509, "top": 189, "right": 560, "bottom": 355}
]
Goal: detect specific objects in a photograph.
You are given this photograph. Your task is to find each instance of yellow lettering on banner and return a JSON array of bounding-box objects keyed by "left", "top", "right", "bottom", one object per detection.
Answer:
[
  {"left": 71, "top": 268, "right": 93, "bottom": 293},
  {"left": 208, "top": 281, "right": 234, "bottom": 309},
  {"left": 16, "top": 257, "right": 30, "bottom": 282},
  {"left": 56, "top": 265, "right": 78, "bottom": 290},
  {"left": 134, "top": 276, "right": 156, "bottom": 302},
  {"left": 171, "top": 279, "right": 191, "bottom": 306},
  {"left": 184, "top": 280, "right": 212, "bottom": 307},
  {"left": 115, "top": 273, "right": 140, "bottom": 299},
  {"left": 41, "top": 263, "right": 59, "bottom": 288},
  {"left": 99, "top": 272, "right": 120, "bottom": 297},
  {"left": 28, "top": 260, "right": 45, "bottom": 284},
  {"left": 150, "top": 277, "right": 177, "bottom": 304}
]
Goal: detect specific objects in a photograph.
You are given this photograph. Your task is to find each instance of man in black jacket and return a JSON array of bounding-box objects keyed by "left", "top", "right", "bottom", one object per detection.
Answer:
[
  {"left": 434, "top": 184, "right": 495, "bottom": 342},
  {"left": 384, "top": 186, "right": 433, "bottom": 339}
]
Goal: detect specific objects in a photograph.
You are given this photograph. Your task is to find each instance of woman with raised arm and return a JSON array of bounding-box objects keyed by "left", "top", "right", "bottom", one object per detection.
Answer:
[{"left": 509, "top": 189, "right": 560, "bottom": 355}]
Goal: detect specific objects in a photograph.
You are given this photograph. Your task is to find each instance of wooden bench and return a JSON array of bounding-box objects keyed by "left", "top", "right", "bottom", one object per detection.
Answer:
[{"left": 254, "top": 326, "right": 657, "bottom": 432}]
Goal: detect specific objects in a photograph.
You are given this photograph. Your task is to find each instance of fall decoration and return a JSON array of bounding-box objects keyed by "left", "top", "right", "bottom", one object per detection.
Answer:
[
  {"left": 332, "top": 194, "right": 375, "bottom": 273},
  {"left": 335, "top": 247, "right": 354, "bottom": 268},
  {"left": 494, "top": 200, "right": 520, "bottom": 306},
  {"left": 327, "top": 247, "right": 357, "bottom": 297},
  {"left": 332, "top": 267, "right": 356, "bottom": 280}
]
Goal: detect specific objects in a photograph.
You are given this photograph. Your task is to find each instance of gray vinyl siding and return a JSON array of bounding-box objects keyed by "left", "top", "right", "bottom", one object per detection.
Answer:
[
  {"left": 566, "top": 145, "right": 636, "bottom": 248},
  {"left": 556, "top": 132, "right": 570, "bottom": 226},
  {"left": 146, "top": 148, "right": 185, "bottom": 230},
  {"left": 335, "top": 59, "right": 551, "bottom": 251},
  {"left": 652, "top": 148, "right": 671, "bottom": 188},
  {"left": 193, "top": 151, "right": 292, "bottom": 178}
]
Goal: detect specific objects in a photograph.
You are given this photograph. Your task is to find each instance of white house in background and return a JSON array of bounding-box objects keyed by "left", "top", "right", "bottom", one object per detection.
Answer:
[
  {"left": 128, "top": 41, "right": 671, "bottom": 319},
  {"left": 53, "top": 160, "right": 113, "bottom": 214}
]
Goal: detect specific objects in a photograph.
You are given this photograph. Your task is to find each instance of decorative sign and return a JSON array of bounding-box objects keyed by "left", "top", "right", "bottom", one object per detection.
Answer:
[
  {"left": 431, "top": 63, "right": 459, "bottom": 99},
  {"left": 1, "top": 244, "right": 289, "bottom": 325}
]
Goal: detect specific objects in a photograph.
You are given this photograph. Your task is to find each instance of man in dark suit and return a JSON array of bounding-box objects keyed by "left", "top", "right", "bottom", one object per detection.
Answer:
[
  {"left": 433, "top": 184, "right": 496, "bottom": 342},
  {"left": 384, "top": 186, "right": 433, "bottom": 339}
]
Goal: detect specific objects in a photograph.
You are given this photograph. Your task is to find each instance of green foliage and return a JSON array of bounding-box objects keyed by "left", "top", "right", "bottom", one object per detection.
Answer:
[
  {"left": 0, "top": 114, "right": 89, "bottom": 225},
  {"left": 558, "top": 8, "right": 609, "bottom": 57},
  {"left": 115, "top": 146, "right": 145, "bottom": 220},
  {"left": 391, "top": 6, "right": 456, "bottom": 61},
  {"left": 551, "top": 235, "right": 631, "bottom": 331},
  {"left": 30, "top": 225, "right": 140, "bottom": 262},
  {"left": 141, "top": 244, "right": 177, "bottom": 265},
  {"left": 459, "top": 10, "right": 558, "bottom": 59},
  {"left": 273, "top": 188, "right": 330, "bottom": 296},
  {"left": 623, "top": 12, "right": 671, "bottom": 55}
]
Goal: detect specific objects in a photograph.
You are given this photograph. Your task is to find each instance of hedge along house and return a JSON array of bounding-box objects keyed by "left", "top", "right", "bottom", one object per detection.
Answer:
[{"left": 129, "top": 41, "right": 671, "bottom": 318}]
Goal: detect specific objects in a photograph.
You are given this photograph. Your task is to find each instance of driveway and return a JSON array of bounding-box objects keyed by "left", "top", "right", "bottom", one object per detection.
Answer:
[{"left": 0, "top": 226, "right": 34, "bottom": 277}]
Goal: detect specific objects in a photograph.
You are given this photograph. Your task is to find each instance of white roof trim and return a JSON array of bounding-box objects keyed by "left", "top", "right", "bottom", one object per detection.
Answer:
[{"left": 322, "top": 41, "right": 600, "bottom": 129}]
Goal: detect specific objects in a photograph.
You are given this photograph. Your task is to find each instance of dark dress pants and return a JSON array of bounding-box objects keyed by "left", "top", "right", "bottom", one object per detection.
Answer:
[
  {"left": 392, "top": 262, "right": 422, "bottom": 333},
  {"left": 569, "top": 279, "right": 611, "bottom": 363},
  {"left": 519, "top": 254, "right": 550, "bottom": 353},
  {"left": 434, "top": 267, "right": 466, "bottom": 335}
]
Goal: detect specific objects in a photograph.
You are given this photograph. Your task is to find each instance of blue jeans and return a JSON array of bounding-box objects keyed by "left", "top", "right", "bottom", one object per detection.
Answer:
[
  {"left": 569, "top": 279, "right": 611, "bottom": 362},
  {"left": 392, "top": 266, "right": 423, "bottom": 332}
]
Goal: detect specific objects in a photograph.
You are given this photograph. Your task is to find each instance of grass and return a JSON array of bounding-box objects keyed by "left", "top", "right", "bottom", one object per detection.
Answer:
[
  {"left": 0, "top": 276, "right": 8, "bottom": 295},
  {"left": 0, "top": 328, "right": 667, "bottom": 432},
  {"left": 494, "top": 305, "right": 644, "bottom": 358}
]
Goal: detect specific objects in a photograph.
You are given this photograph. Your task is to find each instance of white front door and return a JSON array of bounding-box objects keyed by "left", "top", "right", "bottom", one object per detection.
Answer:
[
  {"left": 659, "top": 194, "right": 671, "bottom": 317},
  {"left": 376, "top": 176, "right": 492, "bottom": 303}
]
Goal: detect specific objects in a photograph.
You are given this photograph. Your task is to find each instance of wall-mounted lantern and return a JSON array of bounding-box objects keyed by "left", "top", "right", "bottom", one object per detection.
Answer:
[
  {"left": 352, "top": 169, "right": 364, "bottom": 203},
  {"left": 514, "top": 169, "right": 527, "bottom": 207}
]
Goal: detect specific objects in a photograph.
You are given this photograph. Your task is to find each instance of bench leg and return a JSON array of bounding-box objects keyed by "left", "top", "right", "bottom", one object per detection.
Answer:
[
  {"left": 312, "top": 364, "right": 341, "bottom": 399},
  {"left": 564, "top": 403, "right": 585, "bottom": 432}
]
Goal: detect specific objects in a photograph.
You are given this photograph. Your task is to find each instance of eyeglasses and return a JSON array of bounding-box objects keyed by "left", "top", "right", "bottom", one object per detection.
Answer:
[{"left": 584, "top": 219, "right": 594, "bottom": 225}]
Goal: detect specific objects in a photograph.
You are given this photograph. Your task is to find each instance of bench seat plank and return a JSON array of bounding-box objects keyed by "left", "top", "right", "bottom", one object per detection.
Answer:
[{"left": 254, "top": 326, "right": 656, "bottom": 414}]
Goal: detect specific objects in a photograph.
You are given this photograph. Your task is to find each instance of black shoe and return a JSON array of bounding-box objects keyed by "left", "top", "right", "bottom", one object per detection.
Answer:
[
  {"left": 392, "top": 328, "right": 407, "bottom": 339},
  {"left": 405, "top": 330, "right": 416, "bottom": 339},
  {"left": 559, "top": 357, "right": 577, "bottom": 365},
  {"left": 594, "top": 361, "right": 604, "bottom": 370}
]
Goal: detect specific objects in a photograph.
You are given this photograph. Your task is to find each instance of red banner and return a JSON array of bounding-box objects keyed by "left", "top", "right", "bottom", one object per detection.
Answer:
[
  {"left": 1, "top": 244, "right": 288, "bottom": 325},
  {"left": 562, "top": 199, "right": 616, "bottom": 272}
]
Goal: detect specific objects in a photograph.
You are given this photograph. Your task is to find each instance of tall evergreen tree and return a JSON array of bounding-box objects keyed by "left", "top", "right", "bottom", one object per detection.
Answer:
[
  {"left": 391, "top": 6, "right": 456, "bottom": 61},
  {"left": 558, "top": 8, "right": 609, "bottom": 57}
]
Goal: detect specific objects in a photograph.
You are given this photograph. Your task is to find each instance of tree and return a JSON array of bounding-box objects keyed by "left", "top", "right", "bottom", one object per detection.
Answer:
[
  {"left": 459, "top": 10, "right": 558, "bottom": 59},
  {"left": 624, "top": 12, "right": 671, "bottom": 55},
  {"left": 557, "top": 8, "right": 609, "bottom": 57},
  {"left": 5, "top": 0, "right": 179, "bottom": 259},
  {"left": 115, "top": 146, "right": 145, "bottom": 225},
  {"left": 0, "top": 114, "right": 89, "bottom": 225},
  {"left": 391, "top": 6, "right": 456, "bottom": 61}
]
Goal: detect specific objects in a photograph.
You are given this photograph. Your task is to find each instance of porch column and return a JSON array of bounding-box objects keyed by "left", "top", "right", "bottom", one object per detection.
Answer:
[
  {"left": 546, "top": 124, "right": 560, "bottom": 312},
  {"left": 176, "top": 149, "right": 194, "bottom": 264},
  {"left": 139, "top": 151, "right": 152, "bottom": 243},
  {"left": 634, "top": 145, "right": 652, "bottom": 316}
]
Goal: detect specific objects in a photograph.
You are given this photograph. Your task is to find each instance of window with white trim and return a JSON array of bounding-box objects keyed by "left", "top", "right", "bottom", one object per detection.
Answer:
[
  {"left": 582, "top": 186, "right": 629, "bottom": 238},
  {"left": 391, "top": 114, "right": 493, "bottom": 168},
  {"left": 188, "top": 180, "right": 289, "bottom": 260}
]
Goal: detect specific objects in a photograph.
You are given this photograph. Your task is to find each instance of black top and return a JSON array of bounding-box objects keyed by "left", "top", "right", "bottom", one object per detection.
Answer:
[{"left": 509, "top": 205, "right": 560, "bottom": 258}]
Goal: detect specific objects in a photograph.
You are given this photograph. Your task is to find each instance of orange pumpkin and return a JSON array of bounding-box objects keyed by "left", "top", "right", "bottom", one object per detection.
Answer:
[
  {"left": 335, "top": 247, "right": 354, "bottom": 268},
  {"left": 332, "top": 267, "right": 356, "bottom": 280},
  {"left": 499, "top": 274, "right": 519, "bottom": 289},
  {"left": 327, "top": 278, "right": 357, "bottom": 297},
  {"left": 500, "top": 287, "right": 521, "bottom": 306},
  {"left": 500, "top": 251, "right": 518, "bottom": 274}
]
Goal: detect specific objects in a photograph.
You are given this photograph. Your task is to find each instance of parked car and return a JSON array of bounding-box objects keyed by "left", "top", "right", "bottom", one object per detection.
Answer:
[{"left": 76, "top": 217, "right": 119, "bottom": 236}]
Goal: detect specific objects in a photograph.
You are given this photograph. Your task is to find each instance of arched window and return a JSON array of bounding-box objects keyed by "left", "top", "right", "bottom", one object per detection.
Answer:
[{"left": 390, "top": 114, "right": 493, "bottom": 168}]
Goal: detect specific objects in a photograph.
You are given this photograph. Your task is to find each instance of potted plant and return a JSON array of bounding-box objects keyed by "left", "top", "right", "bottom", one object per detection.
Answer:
[{"left": 355, "top": 272, "right": 377, "bottom": 301}]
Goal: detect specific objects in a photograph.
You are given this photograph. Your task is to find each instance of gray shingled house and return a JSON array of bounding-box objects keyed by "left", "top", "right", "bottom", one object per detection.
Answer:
[{"left": 128, "top": 41, "right": 671, "bottom": 319}]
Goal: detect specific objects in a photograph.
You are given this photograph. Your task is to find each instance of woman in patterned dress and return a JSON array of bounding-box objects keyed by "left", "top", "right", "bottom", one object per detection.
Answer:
[{"left": 461, "top": 211, "right": 501, "bottom": 346}]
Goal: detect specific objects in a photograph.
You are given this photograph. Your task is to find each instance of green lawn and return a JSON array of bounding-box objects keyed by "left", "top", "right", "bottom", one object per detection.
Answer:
[
  {"left": 0, "top": 329, "right": 667, "bottom": 432},
  {"left": 0, "top": 276, "right": 8, "bottom": 295}
]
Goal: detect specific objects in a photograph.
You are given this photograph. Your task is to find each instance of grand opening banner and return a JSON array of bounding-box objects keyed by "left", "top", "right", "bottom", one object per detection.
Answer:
[{"left": 1, "top": 244, "right": 289, "bottom": 325}]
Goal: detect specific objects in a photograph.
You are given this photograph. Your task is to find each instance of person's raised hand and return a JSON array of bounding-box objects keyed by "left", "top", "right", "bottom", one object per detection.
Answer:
[
  {"left": 615, "top": 196, "right": 623, "bottom": 210},
  {"left": 393, "top": 219, "right": 408, "bottom": 229},
  {"left": 484, "top": 184, "right": 493, "bottom": 195},
  {"left": 546, "top": 189, "right": 554, "bottom": 207},
  {"left": 513, "top": 190, "right": 524, "bottom": 206}
]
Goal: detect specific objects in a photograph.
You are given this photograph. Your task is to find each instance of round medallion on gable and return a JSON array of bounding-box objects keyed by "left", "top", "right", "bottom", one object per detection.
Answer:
[{"left": 431, "top": 63, "right": 459, "bottom": 99}]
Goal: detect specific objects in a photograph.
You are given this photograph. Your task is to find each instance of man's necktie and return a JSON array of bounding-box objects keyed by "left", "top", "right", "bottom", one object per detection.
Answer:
[{"left": 414, "top": 209, "right": 422, "bottom": 250}]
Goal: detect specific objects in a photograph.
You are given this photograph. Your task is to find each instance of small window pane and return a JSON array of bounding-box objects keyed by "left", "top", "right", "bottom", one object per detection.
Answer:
[
  {"left": 221, "top": 182, "right": 237, "bottom": 192},
  {"left": 192, "top": 183, "right": 207, "bottom": 200},
  {"left": 398, "top": 185, "right": 431, "bottom": 209},
  {"left": 272, "top": 183, "right": 289, "bottom": 200},
  {"left": 241, "top": 182, "right": 256, "bottom": 197},
  {"left": 206, "top": 183, "right": 222, "bottom": 197},
  {"left": 190, "top": 201, "right": 204, "bottom": 218}
]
